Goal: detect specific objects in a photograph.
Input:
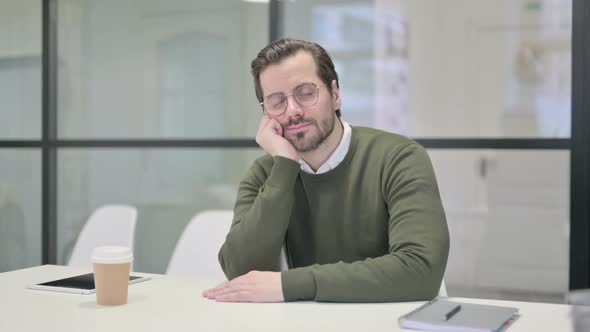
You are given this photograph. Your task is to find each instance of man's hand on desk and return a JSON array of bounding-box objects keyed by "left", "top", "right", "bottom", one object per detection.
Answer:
[{"left": 202, "top": 271, "right": 284, "bottom": 303}]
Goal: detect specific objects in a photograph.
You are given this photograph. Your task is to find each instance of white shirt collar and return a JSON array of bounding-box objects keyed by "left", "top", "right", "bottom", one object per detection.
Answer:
[{"left": 299, "top": 121, "right": 352, "bottom": 174}]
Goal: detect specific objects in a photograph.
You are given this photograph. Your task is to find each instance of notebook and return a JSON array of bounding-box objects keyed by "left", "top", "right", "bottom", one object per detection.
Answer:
[{"left": 398, "top": 298, "right": 519, "bottom": 332}]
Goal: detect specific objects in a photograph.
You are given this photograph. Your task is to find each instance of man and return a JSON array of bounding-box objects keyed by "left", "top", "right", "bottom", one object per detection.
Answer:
[{"left": 203, "top": 38, "right": 449, "bottom": 303}]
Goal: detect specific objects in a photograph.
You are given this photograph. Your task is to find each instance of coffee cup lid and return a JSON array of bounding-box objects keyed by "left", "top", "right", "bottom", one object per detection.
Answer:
[{"left": 91, "top": 246, "right": 133, "bottom": 264}]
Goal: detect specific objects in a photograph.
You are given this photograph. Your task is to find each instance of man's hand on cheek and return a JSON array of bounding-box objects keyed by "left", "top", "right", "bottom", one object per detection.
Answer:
[
  {"left": 255, "top": 115, "right": 299, "bottom": 161},
  {"left": 202, "top": 271, "right": 285, "bottom": 303}
]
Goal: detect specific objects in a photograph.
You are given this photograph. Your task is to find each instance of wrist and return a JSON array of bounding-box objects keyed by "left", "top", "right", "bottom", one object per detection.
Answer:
[
  {"left": 266, "top": 156, "right": 300, "bottom": 189},
  {"left": 281, "top": 268, "right": 316, "bottom": 301},
  {"left": 275, "top": 150, "right": 299, "bottom": 161}
]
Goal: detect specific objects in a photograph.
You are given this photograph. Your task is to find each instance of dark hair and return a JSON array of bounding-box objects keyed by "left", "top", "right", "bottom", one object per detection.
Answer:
[{"left": 251, "top": 38, "right": 341, "bottom": 118}]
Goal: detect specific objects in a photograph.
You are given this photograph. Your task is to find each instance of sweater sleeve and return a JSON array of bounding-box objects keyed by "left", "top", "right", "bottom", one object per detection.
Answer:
[
  {"left": 281, "top": 144, "right": 449, "bottom": 302},
  {"left": 218, "top": 156, "right": 300, "bottom": 279}
]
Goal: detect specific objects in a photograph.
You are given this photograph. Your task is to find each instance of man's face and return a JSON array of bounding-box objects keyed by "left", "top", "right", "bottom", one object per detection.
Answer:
[{"left": 259, "top": 50, "right": 341, "bottom": 153}]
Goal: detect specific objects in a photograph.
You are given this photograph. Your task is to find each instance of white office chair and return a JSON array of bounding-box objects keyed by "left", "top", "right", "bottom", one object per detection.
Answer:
[
  {"left": 167, "top": 209, "right": 289, "bottom": 279},
  {"left": 166, "top": 210, "right": 234, "bottom": 279},
  {"left": 67, "top": 205, "right": 138, "bottom": 268},
  {"left": 439, "top": 279, "right": 448, "bottom": 297}
]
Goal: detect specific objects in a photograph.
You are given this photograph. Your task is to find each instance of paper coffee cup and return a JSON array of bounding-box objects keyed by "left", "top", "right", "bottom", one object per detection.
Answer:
[{"left": 92, "top": 246, "right": 133, "bottom": 306}]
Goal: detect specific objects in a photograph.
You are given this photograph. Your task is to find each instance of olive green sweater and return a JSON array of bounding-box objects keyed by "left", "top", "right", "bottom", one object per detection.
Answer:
[{"left": 218, "top": 126, "right": 449, "bottom": 302}]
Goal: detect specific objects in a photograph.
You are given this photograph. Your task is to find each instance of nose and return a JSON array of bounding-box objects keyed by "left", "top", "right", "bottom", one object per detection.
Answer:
[{"left": 284, "top": 95, "right": 304, "bottom": 118}]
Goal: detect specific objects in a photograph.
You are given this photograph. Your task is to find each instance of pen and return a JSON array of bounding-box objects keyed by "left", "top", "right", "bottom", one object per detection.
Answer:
[{"left": 443, "top": 305, "right": 461, "bottom": 321}]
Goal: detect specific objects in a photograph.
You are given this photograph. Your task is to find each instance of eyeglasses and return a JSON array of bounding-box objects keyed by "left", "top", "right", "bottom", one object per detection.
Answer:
[{"left": 260, "top": 82, "right": 324, "bottom": 117}]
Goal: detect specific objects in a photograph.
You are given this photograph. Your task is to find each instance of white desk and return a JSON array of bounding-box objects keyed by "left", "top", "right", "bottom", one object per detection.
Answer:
[{"left": 0, "top": 265, "right": 573, "bottom": 332}]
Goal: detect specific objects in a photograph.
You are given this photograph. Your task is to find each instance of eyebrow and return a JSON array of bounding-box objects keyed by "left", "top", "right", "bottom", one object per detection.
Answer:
[
  {"left": 263, "top": 82, "right": 316, "bottom": 100},
  {"left": 263, "top": 91, "right": 284, "bottom": 100}
]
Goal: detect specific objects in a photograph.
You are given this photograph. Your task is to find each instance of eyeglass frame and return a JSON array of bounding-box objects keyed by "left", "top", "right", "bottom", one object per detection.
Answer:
[{"left": 260, "top": 82, "right": 326, "bottom": 117}]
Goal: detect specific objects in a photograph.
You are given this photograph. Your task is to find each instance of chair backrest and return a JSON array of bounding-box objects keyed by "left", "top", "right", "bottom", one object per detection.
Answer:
[
  {"left": 67, "top": 205, "right": 138, "bottom": 268},
  {"left": 166, "top": 210, "right": 233, "bottom": 279},
  {"left": 439, "top": 278, "right": 448, "bottom": 297}
]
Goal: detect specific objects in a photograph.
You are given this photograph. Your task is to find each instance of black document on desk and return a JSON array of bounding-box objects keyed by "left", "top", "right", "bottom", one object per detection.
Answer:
[{"left": 398, "top": 298, "right": 519, "bottom": 332}]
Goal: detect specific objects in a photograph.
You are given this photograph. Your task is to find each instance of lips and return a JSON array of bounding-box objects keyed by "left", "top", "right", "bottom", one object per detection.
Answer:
[{"left": 286, "top": 122, "right": 311, "bottom": 132}]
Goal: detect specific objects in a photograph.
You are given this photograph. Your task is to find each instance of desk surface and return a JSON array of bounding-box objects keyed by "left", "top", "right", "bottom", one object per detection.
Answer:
[{"left": 0, "top": 265, "right": 573, "bottom": 332}]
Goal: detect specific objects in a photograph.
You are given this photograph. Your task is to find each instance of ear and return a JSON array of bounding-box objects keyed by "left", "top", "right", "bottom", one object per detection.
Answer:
[{"left": 330, "top": 80, "right": 342, "bottom": 111}]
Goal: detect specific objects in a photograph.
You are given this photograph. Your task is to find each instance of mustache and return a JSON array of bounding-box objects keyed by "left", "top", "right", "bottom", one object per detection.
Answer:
[{"left": 284, "top": 117, "right": 314, "bottom": 127}]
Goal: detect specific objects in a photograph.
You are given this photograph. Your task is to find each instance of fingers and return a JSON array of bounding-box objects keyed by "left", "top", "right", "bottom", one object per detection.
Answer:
[
  {"left": 202, "top": 271, "right": 283, "bottom": 303},
  {"left": 268, "top": 118, "right": 283, "bottom": 137},
  {"left": 255, "top": 115, "right": 291, "bottom": 158},
  {"left": 210, "top": 285, "right": 247, "bottom": 300},
  {"left": 256, "top": 115, "right": 275, "bottom": 144},
  {"left": 215, "top": 290, "right": 251, "bottom": 302},
  {"left": 203, "top": 272, "right": 257, "bottom": 301},
  {"left": 202, "top": 280, "right": 229, "bottom": 298},
  {"left": 257, "top": 115, "right": 272, "bottom": 133},
  {"left": 259, "top": 115, "right": 283, "bottom": 135},
  {"left": 203, "top": 281, "right": 247, "bottom": 301}
]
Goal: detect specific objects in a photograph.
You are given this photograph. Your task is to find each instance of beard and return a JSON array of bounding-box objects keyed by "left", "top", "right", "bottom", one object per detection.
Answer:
[{"left": 283, "top": 114, "right": 336, "bottom": 153}]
